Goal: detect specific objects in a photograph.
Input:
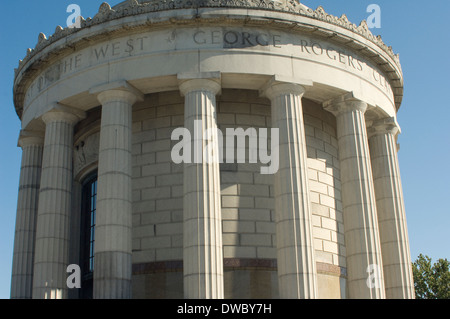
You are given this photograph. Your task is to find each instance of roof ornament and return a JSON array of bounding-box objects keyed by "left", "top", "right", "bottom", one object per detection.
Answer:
[{"left": 94, "top": 2, "right": 115, "bottom": 22}]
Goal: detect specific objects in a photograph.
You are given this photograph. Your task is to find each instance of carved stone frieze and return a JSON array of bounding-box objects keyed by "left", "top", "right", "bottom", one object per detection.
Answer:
[
  {"left": 73, "top": 131, "right": 100, "bottom": 178},
  {"left": 16, "top": 1, "right": 400, "bottom": 74}
]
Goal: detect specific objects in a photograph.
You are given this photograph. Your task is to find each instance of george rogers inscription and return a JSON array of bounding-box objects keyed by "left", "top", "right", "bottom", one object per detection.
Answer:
[{"left": 24, "top": 28, "right": 393, "bottom": 106}]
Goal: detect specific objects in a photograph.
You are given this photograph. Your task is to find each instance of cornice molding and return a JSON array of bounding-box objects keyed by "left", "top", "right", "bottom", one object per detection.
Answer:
[
  {"left": 13, "top": 1, "right": 404, "bottom": 118},
  {"left": 15, "top": 1, "right": 401, "bottom": 77}
]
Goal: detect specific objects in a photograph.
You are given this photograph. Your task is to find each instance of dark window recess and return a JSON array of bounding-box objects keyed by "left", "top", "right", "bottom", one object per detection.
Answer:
[{"left": 80, "top": 173, "right": 97, "bottom": 299}]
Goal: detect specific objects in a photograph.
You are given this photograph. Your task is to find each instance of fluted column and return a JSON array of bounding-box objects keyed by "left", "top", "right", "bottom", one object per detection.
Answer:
[
  {"left": 32, "top": 108, "right": 84, "bottom": 299},
  {"left": 324, "top": 96, "right": 385, "bottom": 299},
  {"left": 263, "top": 82, "right": 318, "bottom": 299},
  {"left": 368, "top": 118, "right": 414, "bottom": 299},
  {"left": 93, "top": 88, "right": 142, "bottom": 299},
  {"left": 179, "top": 76, "right": 224, "bottom": 299},
  {"left": 11, "top": 131, "right": 44, "bottom": 299}
]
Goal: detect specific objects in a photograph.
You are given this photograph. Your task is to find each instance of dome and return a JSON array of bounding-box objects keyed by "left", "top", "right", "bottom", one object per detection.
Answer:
[
  {"left": 11, "top": 0, "right": 413, "bottom": 301},
  {"left": 13, "top": 0, "right": 403, "bottom": 120}
]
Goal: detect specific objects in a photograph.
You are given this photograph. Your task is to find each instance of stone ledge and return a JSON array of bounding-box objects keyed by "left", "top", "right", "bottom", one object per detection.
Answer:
[
  {"left": 13, "top": 4, "right": 403, "bottom": 118},
  {"left": 132, "top": 258, "right": 347, "bottom": 277},
  {"left": 133, "top": 260, "right": 183, "bottom": 274}
]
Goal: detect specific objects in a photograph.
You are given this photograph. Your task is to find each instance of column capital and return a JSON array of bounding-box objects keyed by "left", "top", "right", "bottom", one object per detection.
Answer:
[
  {"left": 90, "top": 80, "right": 144, "bottom": 105},
  {"left": 260, "top": 75, "right": 312, "bottom": 100},
  {"left": 42, "top": 104, "right": 86, "bottom": 125},
  {"left": 178, "top": 72, "right": 222, "bottom": 96},
  {"left": 323, "top": 92, "right": 368, "bottom": 116},
  {"left": 367, "top": 117, "right": 401, "bottom": 138},
  {"left": 17, "top": 130, "right": 45, "bottom": 148},
  {"left": 262, "top": 83, "right": 306, "bottom": 101}
]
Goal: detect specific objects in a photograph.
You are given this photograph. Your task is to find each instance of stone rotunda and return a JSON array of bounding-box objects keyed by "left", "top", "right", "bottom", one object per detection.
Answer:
[{"left": 11, "top": 0, "right": 414, "bottom": 299}]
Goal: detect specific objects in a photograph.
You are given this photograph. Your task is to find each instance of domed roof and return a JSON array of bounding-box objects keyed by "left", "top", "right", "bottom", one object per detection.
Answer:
[{"left": 13, "top": 0, "right": 404, "bottom": 118}]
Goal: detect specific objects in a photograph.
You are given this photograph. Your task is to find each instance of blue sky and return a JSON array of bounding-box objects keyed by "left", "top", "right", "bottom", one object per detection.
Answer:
[{"left": 0, "top": 0, "right": 448, "bottom": 299}]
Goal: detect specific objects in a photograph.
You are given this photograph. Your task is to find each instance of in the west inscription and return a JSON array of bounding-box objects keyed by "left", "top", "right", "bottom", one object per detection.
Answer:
[{"left": 25, "top": 28, "right": 393, "bottom": 105}]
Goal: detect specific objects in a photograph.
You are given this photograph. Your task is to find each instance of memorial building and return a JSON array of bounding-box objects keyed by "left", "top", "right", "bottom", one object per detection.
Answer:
[{"left": 11, "top": 0, "right": 414, "bottom": 299}]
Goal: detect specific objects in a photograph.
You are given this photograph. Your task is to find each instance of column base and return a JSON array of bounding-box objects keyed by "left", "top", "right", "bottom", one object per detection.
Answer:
[{"left": 94, "top": 252, "right": 132, "bottom": 299}]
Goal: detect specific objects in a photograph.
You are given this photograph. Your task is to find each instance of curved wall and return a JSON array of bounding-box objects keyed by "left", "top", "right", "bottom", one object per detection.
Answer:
[
  {"left": 69, "top": 90, "right": 346, "bottom": 298},
  {"left": 12, "top": 3, "right": 414, "bottom": 300}
]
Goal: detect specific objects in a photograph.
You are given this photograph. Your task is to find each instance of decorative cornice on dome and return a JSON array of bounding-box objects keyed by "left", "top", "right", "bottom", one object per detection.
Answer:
[
  {"left": 16, "top": 1, "right": 401, "bottom": 73},
  {"left": 13, "top": 0, "right": 404, "bottom": 116}
]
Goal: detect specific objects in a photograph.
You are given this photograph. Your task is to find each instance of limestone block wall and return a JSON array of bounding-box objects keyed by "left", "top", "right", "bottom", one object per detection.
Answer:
[
  {"left": 71, "top": 89, "right": 346, "bottom": 299},
  {"left": 130, "top": 93, "right": 185, "bottom": 298},
  {"left": 216, "top": 91, "right": 346, "bottom": 298},
  {"left": 131, "top": 93, "right": 185, "bottom": 264},
  {"left": 217, "top": 90, "right": 278, "bottom": 299},
  {"left": 302, "top": 101, "right": 347, "bottom": 299},
  {"left": 218, "top": 90, "right": 275, "bottom": 262},
  {"left": 303, "top": 102, "right": 345, "bottom": 267}
]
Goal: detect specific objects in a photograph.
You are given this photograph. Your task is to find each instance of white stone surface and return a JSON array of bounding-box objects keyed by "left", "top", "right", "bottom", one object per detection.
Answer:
[
  {"left": 368, "top": 118, "right": 415, "bottom": 299},
  {"left": 93, "top": 88, "right": 142, "bottom": 299},
  {"left": 11, "top": 131, "right": 44, "bottom": 299},
  {"left": 324, "top": 96, "right": 385, "bottom": 299},
  {"left": 11, "top": 2, "right": 411, "bottom": 300},
  {"left": 180, "top": 76, "right": 224, "bottom": 299},
  {"left": 32, "top": 108, "right": 83, "bottom": 299},
  {"left": 264, "top": 82, "right": 318, "bottom": 299},
  {"left": 18, "top": 16, "right": 400, "bottom": 130}
]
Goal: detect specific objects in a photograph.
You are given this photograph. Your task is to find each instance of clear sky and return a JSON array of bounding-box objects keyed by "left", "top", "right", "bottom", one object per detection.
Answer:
[{"left": 0, "top": 0, "right": 448, "bottom": 299}]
